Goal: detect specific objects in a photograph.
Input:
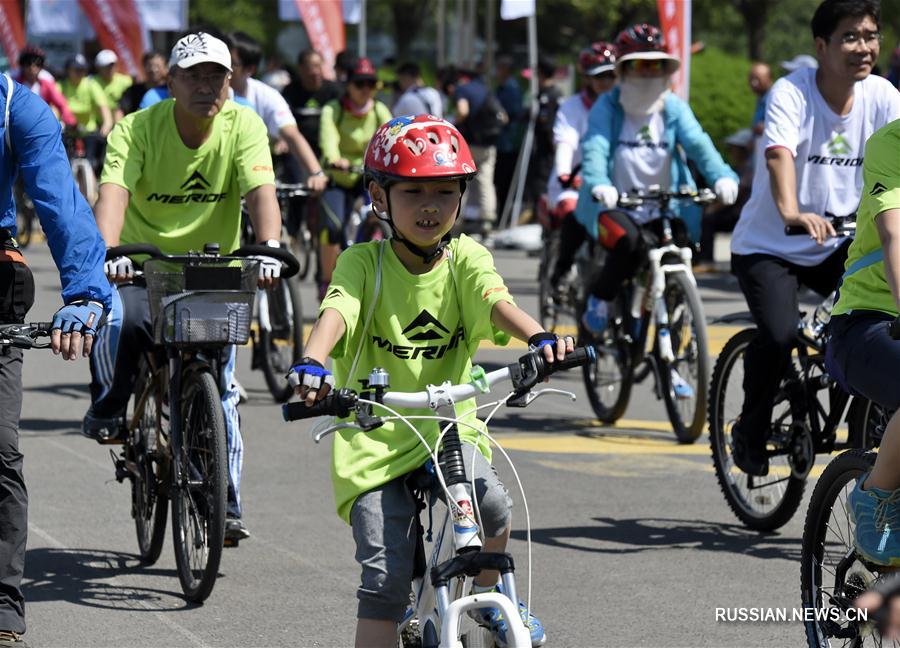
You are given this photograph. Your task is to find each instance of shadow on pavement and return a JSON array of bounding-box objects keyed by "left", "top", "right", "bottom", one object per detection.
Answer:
[
  {"left": 25, "top": 382, "right": 90, "bottom": 400},
  {"left": 19, "top": 419, "right": 82, "bottom": 433},
  {"left": 23, "top": 548, "right": 198, "bottom": 611},
  {"left": 511, "top": 516, "right": 800, "bottom": 561}
]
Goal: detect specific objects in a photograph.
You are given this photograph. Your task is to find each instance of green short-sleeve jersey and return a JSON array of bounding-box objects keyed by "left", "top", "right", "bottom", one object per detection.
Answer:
[
  {"left": 321, "top": 236, "right": 514, "bottom": 523},
  {"left": 96, "top": 72, "right": 133, "bottom": 106},
  {"left": 833, "top": 119, "right": 900, "bottom": 317},
  {"left": 100, "top": 99, "right": 275, "bottom": 255},
  {"left": 61, "top": 77, "right": 109, "bottom": 131}
]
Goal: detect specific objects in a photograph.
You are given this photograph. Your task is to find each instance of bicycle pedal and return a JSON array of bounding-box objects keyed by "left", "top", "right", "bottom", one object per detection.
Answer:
[
  {"left": 97, "top": 436, "right": 126, "bottom": 446},
  {"left": 224, "top": 538, "right": 239, "bottom": 548}
]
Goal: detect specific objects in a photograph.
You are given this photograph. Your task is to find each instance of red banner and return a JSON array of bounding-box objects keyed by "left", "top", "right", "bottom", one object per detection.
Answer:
[
  {"left": 294, "top": 0, "right": 346, "bottom": 80},
  {"left": 657, "top": 0, "right": 692, "bottom": 100},
  {"left": 0, "top": 0, "right": 26, "bottom": 66},
  {"left": 78, "top": 0, "right": 145, "bottom": 80}
]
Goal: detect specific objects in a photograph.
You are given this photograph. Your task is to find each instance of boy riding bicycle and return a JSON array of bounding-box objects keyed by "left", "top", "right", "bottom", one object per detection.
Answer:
[{"left": 289, "top": 115, "right": 571, "bottom": 648}]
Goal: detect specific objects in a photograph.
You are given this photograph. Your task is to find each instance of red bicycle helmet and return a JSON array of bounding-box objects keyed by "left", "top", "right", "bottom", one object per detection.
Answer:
[
  {"left": 615, "top": 23, "right": 680, "bottom": 71},
  {"left": 578, "top": 42, "right": 617, "bottom": 76},
  {"left": 365, "top": 115, "right": 477, "bottom": 186}
]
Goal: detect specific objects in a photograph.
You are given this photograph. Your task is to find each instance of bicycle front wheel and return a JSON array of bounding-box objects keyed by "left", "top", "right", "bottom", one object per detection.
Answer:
[
  {"left": 581, "top": 295, "right": 634, "bottom": 423},
  {"left": 800, "top": 449, "right": 880, "bottom": 648},
  {"left": 172, "top": 369, "right": 227, "bottom": 603},
  {"left": 538, "top": 230, "right": 561, "bottom": 332},
  {"left": 259, "top": 277, "right": 304, "bottom": 402},
  {"left": 131, "top": 363, "right": 168, "bottom": 564},
  {"left": 708, "top": 328, "right": 806, "bottom": 531},
  {"left": 656, "top": 271, "right": 709, "bottom": 444}
]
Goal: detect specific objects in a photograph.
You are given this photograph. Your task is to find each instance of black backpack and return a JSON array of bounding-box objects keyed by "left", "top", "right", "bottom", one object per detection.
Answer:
[{"left": 460, "top": 92, "right": 508, "bottom": 146}]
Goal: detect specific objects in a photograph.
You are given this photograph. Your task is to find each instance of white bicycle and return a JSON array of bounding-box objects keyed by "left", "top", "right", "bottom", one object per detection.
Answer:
[{"left": 283, "top": 346, "right": 594, "bottom": 647}]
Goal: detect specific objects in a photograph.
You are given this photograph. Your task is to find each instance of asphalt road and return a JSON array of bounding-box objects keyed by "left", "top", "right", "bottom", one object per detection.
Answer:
[{"left": 15, "top": 239, "right": 829, "bottom": 647}]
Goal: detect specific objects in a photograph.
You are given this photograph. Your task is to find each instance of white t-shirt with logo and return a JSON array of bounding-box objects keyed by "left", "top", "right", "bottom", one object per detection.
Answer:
[
  {"left": 547, "top": 93, "right": 590, "bottom": 205},
  {"left": 242, "top": 77, "right": 297, "bottom": 139},
  {"left": 731, "top": 67, "right": 900, "bottom": 265},
  {"left": 613, "top": 110, "right": 672, "bottom": 223}
]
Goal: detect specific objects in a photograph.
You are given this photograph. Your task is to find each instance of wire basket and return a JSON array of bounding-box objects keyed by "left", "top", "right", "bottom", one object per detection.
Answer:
[{"left": 144, "top": 258, "right": 258, "bottom": 347}]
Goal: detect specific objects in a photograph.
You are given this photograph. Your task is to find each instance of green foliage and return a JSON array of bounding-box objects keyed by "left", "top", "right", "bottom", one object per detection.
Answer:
[{"left": 689, "top": 46, "right": 755, "bottom": 154}]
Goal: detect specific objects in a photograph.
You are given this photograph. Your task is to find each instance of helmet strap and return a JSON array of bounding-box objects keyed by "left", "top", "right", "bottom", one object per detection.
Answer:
[{"left": 379, "top": 185, "right": 465, "bottom": 264}]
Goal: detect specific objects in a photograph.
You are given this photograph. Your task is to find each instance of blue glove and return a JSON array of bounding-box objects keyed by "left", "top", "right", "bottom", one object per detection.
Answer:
[
  {"left": 51, "top": 299, "right": 106, "bottom": 336},
  {"left": 288, "top": 357, "right": 335, "bottom": 393},
  {"left": 528, "top": 332, "right": 558, "bottom": 352}
]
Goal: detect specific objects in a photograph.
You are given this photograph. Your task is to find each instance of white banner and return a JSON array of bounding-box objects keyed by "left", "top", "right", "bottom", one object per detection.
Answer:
[
  {"left": 280, "top": 0, "right": 363, "bottom": 24},
  {"left": 500, "top": 0, "right": 535, "bottom": 20},
  {"left": 27, "top": 0, "right": 93, "bottom": 36},
  {"left": 135, "top": 0, "right": 187, "bottom": 32}
]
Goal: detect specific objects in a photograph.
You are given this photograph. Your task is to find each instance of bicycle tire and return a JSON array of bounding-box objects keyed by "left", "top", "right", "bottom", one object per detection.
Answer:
[
  {"left": 72, "top": 159, "right": 98, "bottom": 206},
  {"left": 581, "top": 294, "right": 634, "bottom": 423},
  {"left": 708, "top": 328, "right": 806, "bottom": 531},
  {"left": 259, "top": 277, "right": 304, "bottom": 402},
  {"left": 800, "top": 449, "right": 877, "bottom": 648},
  {"left": 291, "top": 219, "right": 314, "bottom": 281},
  {"left": 846, "top": 397, "right": 890, "bottom": 450},
  {"left": 132, "top": 362, "right": 168, "bottom": 564},
  {"left": 538, "top": 231, "right": 560, "bottom": 332},
  {"left": 172, "top": 368, "right": 227, "bottom": 603},
  {"left": 13, "top": 181, "right": 34, "bottom": 248},
  {"left": 656, "top": 271, "right": 709, "bottom": 444}
]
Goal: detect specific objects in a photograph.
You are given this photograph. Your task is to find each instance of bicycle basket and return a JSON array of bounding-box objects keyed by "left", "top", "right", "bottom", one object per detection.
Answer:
[{"left": 144, "top": 258, "right": 258, "bottom": 347}]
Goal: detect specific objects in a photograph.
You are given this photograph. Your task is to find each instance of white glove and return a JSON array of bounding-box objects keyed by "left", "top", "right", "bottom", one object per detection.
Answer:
[
  {"left": 714, "top": 177, "right": 739, "bottom": 206},
  {"left": 104, "top": 255, "right": 134, "bottom": 281},
  {"left": 253, "top": 255, "right": 282, "bottom": 282},
  {"left": 591, "top": 184, "right": 619, "bottom": 209}
]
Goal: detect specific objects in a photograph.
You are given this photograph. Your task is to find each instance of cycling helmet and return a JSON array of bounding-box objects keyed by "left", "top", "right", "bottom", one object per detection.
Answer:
[
  {"left": 364, "top": 115, "right": 477, "bottom": 262},
  {"left": 18, "top": 44, "right": 46, "bottom": 67},
  {"left": 615, "top": 23, "right": 680, "bottom": 71},
  {"left": 578, "top": 42, "right": 617, "bottom": 76}
]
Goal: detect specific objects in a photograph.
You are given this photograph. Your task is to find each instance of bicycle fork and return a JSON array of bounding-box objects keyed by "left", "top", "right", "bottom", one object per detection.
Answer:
[{"left": 647, "top": 244, "right": 694, "bottom": 364}]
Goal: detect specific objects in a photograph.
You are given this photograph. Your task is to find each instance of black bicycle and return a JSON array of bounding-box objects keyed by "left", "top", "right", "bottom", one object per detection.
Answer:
[
  {"left": 708, "top": 214, "right": 886, "bottom": 531},
  {"left": 107, "top": 242, "right": 299, "bottom": 602},
  {"left": 580, "top": 186, "right": 715, "bottom": 443}
]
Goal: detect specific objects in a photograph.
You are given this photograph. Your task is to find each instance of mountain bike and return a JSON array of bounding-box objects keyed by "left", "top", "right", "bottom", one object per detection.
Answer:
[
  {"left": 708, "top": 214, "right": 885, "bottom": 531},
  {"left": 63, "top": 132, "right": 103, "bottom": 206},
  {"left": 277, "top": 181, "right": 315, "bottom": 281},
  {"left": 283, "top": 347, "right": 595, "bottom": 647},
  {"left": 107, "top": 241, "right": 299, "bottom": 602},
  {"left": 580, "top": 186, "right": 715, "bottom": 443}
]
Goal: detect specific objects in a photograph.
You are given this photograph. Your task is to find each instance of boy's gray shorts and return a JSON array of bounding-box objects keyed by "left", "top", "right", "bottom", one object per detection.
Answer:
[{"left": 349, "top": 443, "right": 513, "bottom": 622}]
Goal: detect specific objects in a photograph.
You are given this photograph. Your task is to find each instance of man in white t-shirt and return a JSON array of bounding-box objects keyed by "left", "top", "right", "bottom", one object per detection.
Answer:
[
  {"left": 227, "top": 31, "right": 328, "bottom": 194},
  {"left": 729, "top": 0, "right": 900, "bottom": 476},
  {"left": 392, "top": 62, "right": 443, "bottom": 118}
]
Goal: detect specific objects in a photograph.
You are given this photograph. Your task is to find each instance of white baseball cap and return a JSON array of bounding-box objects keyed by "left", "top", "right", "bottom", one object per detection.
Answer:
[
  {"left": 724, "top": 128, "right": 754, "bottom": 149},
  {"left": 169, "top": 32, "right": 232, "bottom": 72},
  {"left": 781, "top": 54, "right": 818, "bottom": 71},
  {"left": 94, "top": 49, "right": 117, "bottom": 68}
]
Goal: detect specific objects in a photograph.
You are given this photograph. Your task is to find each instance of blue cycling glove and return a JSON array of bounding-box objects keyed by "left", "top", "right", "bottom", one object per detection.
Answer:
[
  {"left": 52, "top": 299, "right": 106, "bottom": 336},
  {"left": 288, "top": 357, "right": 335, "bottom": 393},
  {"left": 528, "top": 332, "right": 558, "bottom": 352}
]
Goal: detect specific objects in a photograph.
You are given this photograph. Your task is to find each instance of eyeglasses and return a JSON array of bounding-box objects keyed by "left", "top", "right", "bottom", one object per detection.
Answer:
[
  {"left": 351, "top": 79, "right": 377, "bottom": 89},
  {"left": 179, "top": 70, "right": 231, "bottom": 86},
  {"left": 837, "top": 30, "right": 883, "bottom": 48},
  {"left": 627, "top": 59, "right": 666, "bottom": 73}
]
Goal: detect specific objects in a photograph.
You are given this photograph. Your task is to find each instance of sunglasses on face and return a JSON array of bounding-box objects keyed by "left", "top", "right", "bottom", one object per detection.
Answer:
[
  {"left": 627, "top": 59, "right": 666, "bottom": 73},
  {"left": 352, "top": 79, "right": 377, "bottom": 89},
  {"left": 590, "top": 71, "right": 617, "bottom": 81}
]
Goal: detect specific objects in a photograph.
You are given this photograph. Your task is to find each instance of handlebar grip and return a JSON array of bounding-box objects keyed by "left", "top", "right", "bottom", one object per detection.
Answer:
[
  {"left": 105, "top": 243, "right": 163, "bottom": 260},
  {"left": 231, "top": 244, "right": 301, "bottom": 279},
  {"left": 784, "top": 226, "right": 808, "bottom": 236},
  {"left": 282, "top": 395, "right": 338, "bottom": 421},
  {"left": 544, "top": 346, "right": 596, "bottom": 375}
]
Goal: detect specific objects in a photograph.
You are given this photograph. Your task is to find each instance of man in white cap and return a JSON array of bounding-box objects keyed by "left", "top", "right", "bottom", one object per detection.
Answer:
[
  {"left": 86, "top": 31, "right": 284, "bottom": 543},
  {"left": 93, "top": 49, "right": 132, "bottom": 122}
]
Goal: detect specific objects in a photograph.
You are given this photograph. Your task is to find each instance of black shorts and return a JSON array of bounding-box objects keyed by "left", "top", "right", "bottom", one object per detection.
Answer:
[{"left": 828, "top": 311, "right": 900, "bottom": 410}]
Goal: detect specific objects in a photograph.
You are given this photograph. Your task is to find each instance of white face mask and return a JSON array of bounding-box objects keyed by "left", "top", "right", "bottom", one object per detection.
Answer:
[{"left": 619, "top": 76, "right": 670, "bottom": 115}]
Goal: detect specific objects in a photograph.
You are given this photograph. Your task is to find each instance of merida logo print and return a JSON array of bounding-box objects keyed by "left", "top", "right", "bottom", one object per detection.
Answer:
[
  {"left": 180, "top": 170, "right": 210, "bottom": 191},
  {"left": 618, "top": 125, "right": 668, "bottom": 150},
  {"left": 870, "top": 182, "right": 887, "bottom": 196},
  {"left": 148, "top": 169, "right": 227, "bottom": 204},
  {"left": 324, "top": 287, "right": 342, "bottom": 300},
  {"left": 372, "top": 308, "right": 465, "bottom": 360},
  {"left": 807, "top": 133, "right": 862, "bottom": 166},
  {"left": 637, "top": 125, "right": 652, "bottom": 143},
  {"left": 401, "top": 309, "right": 449, "bottom": 341}
]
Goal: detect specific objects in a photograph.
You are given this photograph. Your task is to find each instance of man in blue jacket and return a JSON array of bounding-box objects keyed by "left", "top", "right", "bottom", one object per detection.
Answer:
[{"left": 0, "top": 72, "right": 111, "bottom": 645}]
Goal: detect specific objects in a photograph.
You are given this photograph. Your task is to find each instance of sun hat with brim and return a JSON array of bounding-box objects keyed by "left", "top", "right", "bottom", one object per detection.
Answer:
[
  {"left": 169, "top": 32, "right": 232, "bottom": 72},
  {"left": 616, "top": 50, "right": 681, "bottom": 74},
  {"left": 585, "top": 62, "right": 616, "bottom": 76}
]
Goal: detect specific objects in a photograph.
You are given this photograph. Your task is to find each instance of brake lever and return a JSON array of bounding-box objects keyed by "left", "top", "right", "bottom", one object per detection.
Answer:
[
  {"left": 312, "top": 422, "right": 359, "bottom": 443},
  {"left": 507, "top": 387, "right": 577, "bottom": 408}
]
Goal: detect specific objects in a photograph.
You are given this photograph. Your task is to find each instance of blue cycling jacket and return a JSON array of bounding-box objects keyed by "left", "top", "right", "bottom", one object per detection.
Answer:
[
  {"left": 575, "top": 86, "right": 738, "bottom": 240},
  {"left": 0, "top": 75, "right": 111, "bottom": 310}
]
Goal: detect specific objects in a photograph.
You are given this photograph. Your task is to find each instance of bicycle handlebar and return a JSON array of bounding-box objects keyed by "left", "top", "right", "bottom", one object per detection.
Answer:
[
  {"left": 616, "top": 187, "right": 717, "bottom": 208},
  {"left": 0, "top": 322, "right": 53, "bottom": 349},
  {"left": 106, "top": 242, "right": 301, "bottom": 279},
  {"left": 275, "top": 182, "right": 313, "bottom": 199},
  {"left": 282, "top": 347, "right": 595, "bottom": 422},
  {"left": 784, "top": 212, "right": 857, "bottom": 237}
]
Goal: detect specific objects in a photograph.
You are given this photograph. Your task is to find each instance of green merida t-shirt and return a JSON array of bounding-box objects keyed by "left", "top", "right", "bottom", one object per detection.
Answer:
[
  {"left": 833, "top": 119, "right": 900, "bottom": 317},
  {"left": 101, "top": 99, "right": 274, "bottom": 254},
  {"left": 60, "top": 76, "right": 109, "bottom": 131},
  {"left": 321, "top": 236, "right": 514, "bottom": 523},
  {"left": 96, "top": 72, "right": 133, "bottom": 106}
]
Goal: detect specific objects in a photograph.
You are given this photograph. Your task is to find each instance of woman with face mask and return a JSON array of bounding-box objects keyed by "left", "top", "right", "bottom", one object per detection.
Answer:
[{"left": 574, "top": 24, "right": 739, "bottom": 340}]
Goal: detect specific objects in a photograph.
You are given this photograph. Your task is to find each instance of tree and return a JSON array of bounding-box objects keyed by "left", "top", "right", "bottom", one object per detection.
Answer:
[{"left": 730, "top": 0, "right": 777, "bottom": 60}]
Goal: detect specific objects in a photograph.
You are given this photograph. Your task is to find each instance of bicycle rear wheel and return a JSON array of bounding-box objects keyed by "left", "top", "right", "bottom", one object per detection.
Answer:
[
  {"left": 708, "top": 328, "right": 806, "bottom": 531},
  {"left": 172, "top": 368, "right": 227, "bottom": 602},
  {"left": 259, "top": 277, "right": 304, "bottom": 402},
  {"left": 800, "top": 449, "right": 881, "bottom": 648},
  {"left": 538, "top": 230, "right": 561, "bottom": 332},
  {"left": 656, "top": 271, "right": 709, "bottom": 443},
  {"left": 581, "top": 294, "right": 634, "bottom": 423},
  {"left": 131, "top": 362, "right": 168, "bottom": 564}
]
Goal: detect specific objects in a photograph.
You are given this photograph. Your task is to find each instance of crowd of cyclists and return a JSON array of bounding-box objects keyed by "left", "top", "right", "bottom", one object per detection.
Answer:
[{"left": 2, "top": 0, "right": 900, "bottom": 644}]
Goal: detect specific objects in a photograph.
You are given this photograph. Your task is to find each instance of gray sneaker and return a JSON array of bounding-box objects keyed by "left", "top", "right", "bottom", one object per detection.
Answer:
[
  {"left": 225, "top": 517, "right": 250, "bottom": 543},
  {"left": 82, "top": 408, "right": 124, "bottom": 444},
  {"left": 0, "top": 631, "right": 28, "bottom": 647}
]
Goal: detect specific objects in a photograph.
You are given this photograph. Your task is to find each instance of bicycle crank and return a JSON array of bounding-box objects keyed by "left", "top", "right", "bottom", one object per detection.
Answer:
[{"left": 788, "top": 421, "right": 815, "bottom": 479}]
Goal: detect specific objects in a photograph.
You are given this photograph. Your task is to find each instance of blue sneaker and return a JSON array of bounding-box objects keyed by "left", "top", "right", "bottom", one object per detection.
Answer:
[
  {"left": 669, "top": 368, "right": 695, "bottom": 400},
  {"left": 581, "top": 295, "right": 609, "bottom": 335},
  {"left": 848, "top": 476, "right": 900, "bottom": 567},
  {"left": 471, "top": 584, "right": 546, "bottom": 647}
]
